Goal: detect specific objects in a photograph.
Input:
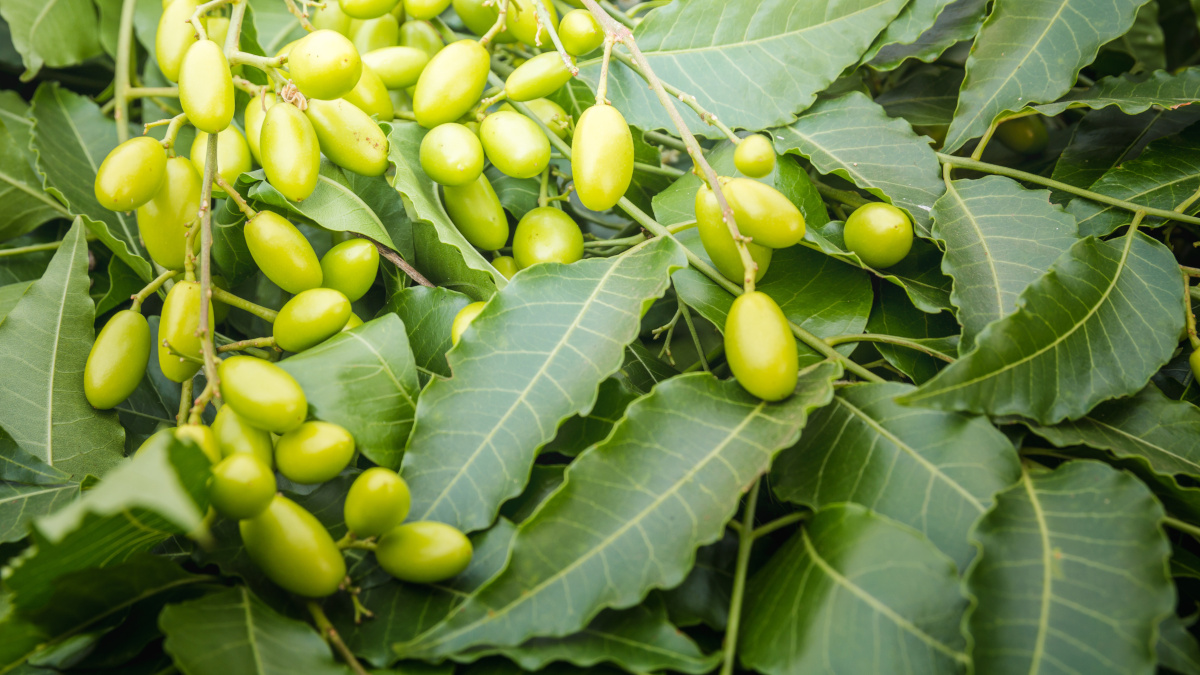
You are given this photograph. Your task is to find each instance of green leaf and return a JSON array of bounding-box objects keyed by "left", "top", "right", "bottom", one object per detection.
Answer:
[
  {"left": 740, "top": 504, "right": 969, "bottom": 674},
  {"left": 931, "top": 176, "right": 1079, "bottom": 351},
  {"left": 0, "top": 219, "right": 124, "bottom": 479},
  {"left": 0, "top": 426, "right": 71, "bottom": 484},
  {"left": 1038, "top": 67, "right": 1200, "bottom": 116},
  {"left": 486, "top": 166, "right": 540, "bottom": 221},
  {"left": 0, "top": 118, "right": 66, "bottom": 242},
  {"left": 619, "top": 342, "right": 678, "bottom": 394},
  {"left": 379, "top": 285, "right": 471, "bottom": 381},
  {"left": 279, "top": 315, "right": 420, "bottom": 470},
  {"left": 0, "top": 90, "right": 35, "bottom": 161},
  {"left": 399, "top": 237, "right": 686, "bottom": 532},
  {"left": 1101, "top": 2, "right": 1166, "bottom": 73},
  {"left": 0, "top": 482, "right": 78, "bottom": 543},
  {"left": 94, "top": 256, "right": 141, "bottom": 317},
  {"left": 160, "top": 586, "right": 349, "bottom": 675},
  {"left": 212, "top": 199, "right": 259, "bottom": 286},
  {"left": 542, "top": 378, "right": 639, "bottom": 457},
  {"left": 944, "top": 0, "right": 1151, "bottom": 152},
  {"left": 0, "top": 231, "right": 57, "bottom": 285},
  {"left": 876, "top": 67, "right": 964, "bottom": 127},
  {"left": 774, "top": 91, "right": 944, "bottom": 234},
  {"left": 0, "top": 0, "right": 102, "bottom": 79},
  {"left": 862, "top": 0, "right": 958, "bottom": 64},
  {"left": 0, "top": 281, "right": 33, "bottom": 321},
  {"left": 498, "top": 464, "right": 564, "bottom": 525},
  {"left": 899, "top": 231, "right": 1184, "bottom": 424},
  {"left": 580, "top": 0, "right": 909, "bottom": 136},
  {"left": 661, "top": 532, "right": 736, "bottom": 630},
  {"left": 395, "top": 364, "right": 840, "bottom": 660},
  {"left": 865, "top": 284, "right": 960, "bottom": 384},
  {"left": 870, "top": 0, "right": 987, "bottom": 69},
  {"left": 772, "top": 382, "right": 1020, "bottom": 568},
  {"left": 965, "top": 461, "right": 1173, "bottom": 675},
  {"left": 1159, "top": 612, "right": 1200, "bottom": 675}
]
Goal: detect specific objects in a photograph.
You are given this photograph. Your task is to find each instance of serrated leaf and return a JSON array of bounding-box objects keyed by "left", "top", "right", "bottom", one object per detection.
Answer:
[
  {"left": 379, "top": 285, "right": 471, "bottom": 381},
  {"left": 900, "top": 231, "right": 1184, "bottom": 424},
  {"left": 0, "top": 91, "right": 34, "bottom": 161},
  {"left": 662, "top": 532, "right": 736, "bottom": 630},
  {"left": 0, "top": 119, "right": 66, "bottom": 242},
  {"left": 865, "top": 284, "right": 959, "bottom": 384},
  {"left": 932, "top": 176, "right": 1079, "bottom": 351},
  {"left": 965, "top": 461, "right": 1173, "bottom": 675},
  {"left": 772, "top": 382, "right": 1020, "bottom": 568},
  {"left": 395, "top": 365, "right": 840, "bottom": 659},
  {"left": 1102, "top": 1, "right": 1166, "bottom": 73},
  {"left": 1038, "top": 67, "right": 1200, "bottom": 116},
  {"left": 0, "top": 0, "right": 102, "bottom": 79},
  {"left": 400, "top": 237, "right": 686, "bottom": 532},
  {"left": 542, "top": 378, "right": 639, "bottom": 458},
  {"left": 870, "top": 0, "right": 988, "bottom": 69},
  {"left": 740, "top": 504, "right": 969, "bottom": 674},
  {"left": 619, "top": 342, "right": 678, "bottom": 393},
  {"left": 945, "top": 0, "right": 1151, "bottom": 152},
  {"left": 862, "top": 0, "right": 958, "bottom": 65}
]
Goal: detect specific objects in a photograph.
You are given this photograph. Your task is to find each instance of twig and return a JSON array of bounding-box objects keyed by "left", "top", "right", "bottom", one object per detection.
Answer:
[
  {"left": 824, "top": 333, "right": 956, "bottom": 363},
  {"left": 217, "top": 336, "right": 277, "bottom": 353},
  {"left": 608, "top": 50, "right": 740, "bottom": 145},
  {"left": 178, "top": 377, "right": 193, "bottom": 425},
  {"left": 113, "top": 0, "right": 138, "bottom": 140},
  {"left": 211, "top": 287, "right": 278, "bottom": 322},
  {"left": 365, "top": 236, "right": 434, "bottom": 288},
  {"left": 154, "top": 113, "right": 189, "bottom": 153},
  {"left": 131, "top": 269, "right": 181, "bottom": 312},
  {"left": 643, "top": 130, "right": 686, "bottom": 151},
  {"left": 307, "top": 602, "right": 370, "bottom": 675},
  {"left": 127, "top": 86, "right": 180, "bottom": 99},
  {"left": 478, "top": 0, "right": 509, "bottom": 46},
  {"left": 751, "top": 511, "right": 807, "bottom": 539},
  {"left": 634, "top": 161, "right": 683, "bottom": 178},
  {"left": 720, "top": 479, "right": 760, "bottom": 675},
  {"left": 282, "top": 0, "right": 316, "bottom": 31}
]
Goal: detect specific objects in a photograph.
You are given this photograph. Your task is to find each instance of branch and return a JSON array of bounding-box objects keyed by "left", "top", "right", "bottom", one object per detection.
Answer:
[
  {"left": 211, "top": 287, "right": 278, "bottom": 322},
  {"left": 307, "top": 602, "right": 370, "bottom": 675},
  {"left": 823, "top": 333, "right": 956, "bottom": 363},
  {"left": 364, "top": 236, "right": 434, "bottom": 287},
  {"left": 112, "top": 0, "right": 139, "bottom": 141}
]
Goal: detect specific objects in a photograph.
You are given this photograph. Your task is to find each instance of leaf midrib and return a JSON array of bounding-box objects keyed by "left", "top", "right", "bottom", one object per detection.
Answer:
[{"left": 942, "top": 178, "right": 1004, "bottom": 331}]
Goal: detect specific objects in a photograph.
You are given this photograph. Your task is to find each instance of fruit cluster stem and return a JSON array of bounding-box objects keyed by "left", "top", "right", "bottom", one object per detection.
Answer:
[
  {"left": 130, "top": 269, "right": 181, "bottom": 312},
  {"left": 112, "top": 0, "right": 139, "bottom": 142},
  {"left": 282, "top": 0, "right": 316, "bottom": 32},
  {"left": 478, "top": 0, "right": 509, "bottom": 46},
  {"left": 364, "top": 237, "right": 434, "bottom": 287},
  {"left": 533, "top": 0, "right": 578, "bottom": 74},
  {"left": 211, "top": 287, "right": 279, "bottom": 322},
  {"left": 307, "top": 602, "right": 370, "bottom": 675}
]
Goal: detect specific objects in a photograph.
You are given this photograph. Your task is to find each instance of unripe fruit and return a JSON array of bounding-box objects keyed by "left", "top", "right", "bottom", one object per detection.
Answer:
[
  {"left": 453, "top": 0, "right": 514, "bottom": 42},
  {"left": 480, "top": 111, "right": 550, "bottom": 179},
  {"left": 995, "top": 116, "right": 1048, "bottom": 155},
  {"left": 506, "top": 0, "right": 557, "bottom": 46},
  {"left": 362, "top": 46, "right": 429, "bottom": 89},
  {"left": 375, "top": 521, "right": 472, "bottom": 583},
  {"left": 304, "top": 98, "right": 389, "bottom": 176},
  {"left": 351, "top": 14, "right": 400, "bottom": 54},
  {"left": 442, "top": 173, "right": 508, "bottom": 251},
  {"left": 404, "top": 0, "right": 450, "bottom": 19},
  {"left": 725, "top": 291, "right": 797, "bottom": 402},
  {"left": 212, "top": 405, "right": 274, "bottom": 467},
  {"left": 175, "top": 424, "right": 222, "bottom": 464},
  {"left": 218, "top": 355, "right": 308, "bottom": 433},
  {"left": 501, "top": 98, "right": 570, "bottom": 139},
  {"left": 136, "top": 157, "right": 200, "bottom": 270},
  {"left": 289, "top": 29, "right": 363, "bottom": 100},
  {"left": 695, "top": 184, "right": 771, "bottom": 283},
  {"left": 274, "top": 421, "right": 356, "bottom": 484},
  {"left": 209, "top": 453, "right": 276, "bottom": 520},
  {"left": 312, "top": 0, "right": 353, "bottom": 33},
  {"left": 451, "top": 301, "right": 485, "bottom": 345},
  {"left": 321, "top": 239, "right": 379, "bottom": 301},
  {"left": 412, "top": 39, "right": 490, "bottom": 128},
  {"left": 84, "top": 310, "right": 150, "bottom": 409},
  {"left": 244, "top": 90, "right": 277, "bottom": 165},
  {"left": 240, "top": 495, "right": 346, "bottom": 596},
  {"left": 734, "top": 134, "right": 775, "bottom": 178},
  {"left": 1191, "top": 350, "right": 1200, "bottom": 381},
  {"left": 344, "top": 64, "right": 395, "bottom": 120},
  {"left": 843, "top": 202, "right": 913, "bottom": 269},
  {"left": 505, "top": 52, "right": 574, "bottom": 102},
  {"left": 512, "top": 206, "right": 583, "bottom": 269},
  {"left": 571, "top": 105, "right": 633, "bottom": 211},
  {"left": 190, "top": 127, "right": 252, "bottom": 197},
  {"left": 273, "top": 288, "right": 353, "bottom": 352},
  {"left": 492, "top": 255, "right": 518, "bottom": 279},
  {"left": 260, "top": 101, "right": 321, "bottom": 202},
  {"left": 244, "top": 211, "right": 323, "bottom": 293},
  {"left": 339, "top": 0, "right": 399, "bottom": 20},
  {"left": 344, "top": 467, "right": 411, "bottom": 536},
  {"left": 158, "top": 281, "right": 212, "bottom": 383},
  {"left": 178, "top": 40, "right": 235, "bottom": 133},
  {"left": 399, "top": 18, "right": 444, "bottom": 57},
  {"left": 95, "top": 137, "right": 167, "bottom": 212},
  {"left": 723, "top": 177, "right": 805, "bottom": 249},
  {"left": 206, "top": 16, "right": 230, "bottom": 48},
  {"left": 156, "top": 0, "right": 202, "bottom": 82},
  {"left": 343, "top": 313, "right": 364, "bottom": 331},
  {"left": 558, "top": 9, "right": 601, "bottom": 56},
  {"left": 420, "top": 123, "right": 484, "bottom": 186}
]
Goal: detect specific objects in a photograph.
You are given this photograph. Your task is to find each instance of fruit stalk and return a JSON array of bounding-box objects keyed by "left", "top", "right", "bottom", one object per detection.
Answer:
[
  {"left": 216, "top": 336, "right": 277, "bottom": 354},
  {"left": 130, "top": 269, "right": 180, "bottom": 312},
  {"left": 478, "top": 0, "right": 509, "bottom": 46},
  {"left": 532, "top": 0, "right": 578, "bottom": 74},
  {"left": 365, "top": 236, "right": 435, "bottom": 287},
  {"left": 824, "top": 333, "right": 956, "bottom": 363},
  {"left": 210, "top": 287, "right": 279, "bottom": 321},
  {"left": 281, "top": 0, "right": 317, "bottom": 32},
  {"left": 307, "top": 601, "right": 370, "bottom": 675},
  {"left": 112, "top": 0, "right": 139, "bottom": 142},
  {"left": 188, "top": 0, "right": 232, "bottom": 41}
]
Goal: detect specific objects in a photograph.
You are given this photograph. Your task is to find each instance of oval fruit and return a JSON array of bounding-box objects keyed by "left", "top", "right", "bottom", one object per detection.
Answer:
[
  {"left": 501, "top": 98, "right": 569, "bottom": 139},
  {"left": 362, "top": 46, "right": 429, "bottom": 88},
  {"left": 84, "top": 310, "right": 150, "bottom": 409},
  {"left": 312, "top": 0, "right": 353, "bottom": 33},
  {"left": 512, "top": 206, "right": 582, "bottom": 269},
  {"left": 158, "top": 281, "right": 211, "bottom": 382},
  {"left": 273, "top": 288, "right": 352, "bottom": 352},
  {"left": 996, "top": 116, "right": 1048, "bottom": 155},
  {"left": 404, "top": 0, "right": 450, "bottom": 19},
  {"left": 240, "top": 495, "right": 346, "bottom": 596},
  {"left": 321, "top": 239, "right": 379, "bottom": 301},
  {"left": 399, "top": 17, "right": 444, "bottom": 56},
  {"left": 442, "top": 173, "right": 508, "bottom": 250},
  {"left": 412, "top": 39, "right": 490, "bottom": 128},
  {"left": 156, "top": 0, "right": 202, "bottom": 82},
  {"left": 275, "top": 421, "right": 356, "bottom": 484},
  {"left": 206, "top": 16, "right": 230, "bottom": 47},
  {"left": 289, "top": 30, "right": 363, "bottom": 100},
  {"left": 179, "top": 40, "right": 235, "bottom": 133},
  {"left": 219, "top": 355, "right": 308, "bottom": 433},
  {"left": 725, "top": 291, "right": 797, "bottom": 401},
  {"left": 843, "top": 202, "right": 913, "bottom": 269},
  {"left": 137, "top": 157, "right": 201, "bottom": 270},
  {"left": 734, "top": 134, "right": 775, "bottom": 178},
  {"left": 244, "top": 211, "right": 324, "bottom": 293},
  {"left": 451, "top": 301, "right": 485, "bottom": 345},
  {"left": 480, "top": 111, "right": 550, "bottom": 179},
  {"left": 209, "top": 453, "right": 276, "bottom": 519},
  {"left": 420, "top": 122, "right": 484, "bottom": 186},
  {"left": 175, "top": 424, "right": 222, "bottom": 464},
  {"left": 351, "top": 14, "right": 400, "bottom": 54},
  {"left": 305, "top": 98, "right": 389, "bottom": 176},
  {"left": 492, "top": 255, "right": 517, "bottom": 279},
  {"left": 695, "top": 184, "right": 771, "bottom": 283},
  {"left": 375, "top": 521, "right": 472, "bottom": 583},
  {"left": 339, "top": 0, "right": 398, "bottom": 20},
  {"left": 1192, "top": 350, "right": 1200, "bottom": 381},
  {"left": 453, "top": 0, "right": 514, "bottom": 42},
  {"left": 344, "top": 467, "right": 411, "bottom": 536},
  {"left": 558, "top": 9, "right": 601, "bottom": 56},
  {"left": 212, "top": 405, "right": 274, "bottom": 467},
  {"left": 95, "top": 136, "right": 167, "bottom": 212},
  {"left": 723, "top": 177, "right": 805, "bottom": 249},
  {"left": 244, "top": 90, "right": 277, "bottom": 165},
  {"left": 260, "top": 101, "right": 321, "bottom": 202},
  {"left": 343, "top": 64, "right": 394, "bottom": 120},
  {"left": 571, "top": 104, "right": 632, "bottom": 211},
  {"left": 190, "top": 127, "right": 252, "bottom": 197},
  {"left": 505, "top": 52, "right": 573, "bottom": 102},
  {"left": 506, "top": 0, "right": 557, "bottom": 46}
]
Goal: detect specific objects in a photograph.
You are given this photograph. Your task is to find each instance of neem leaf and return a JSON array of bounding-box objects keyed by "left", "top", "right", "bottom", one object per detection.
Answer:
[
  {"left": 862, "top": 0, "right": 958, "bottom": 65},
  {"left": 0, "top": 482, "right": 78, "bottom": 544},
  {"left": 0, "top": 118, "right": 67, "bottom": 243},
  {"left": 0, "top": 0, "right": 102, "bottom": 80},
  {"left": 865, "top": 283, "right": 960, "bottom": 384},
  {"left": 1036, "top": 67, "right": 1200, "bottom": 116},
  {"left": 379, "top": 285, "right": 472, "bottom": 381},
  {"left": 870, "top": 0, "right": 988, "bottom": 70}
]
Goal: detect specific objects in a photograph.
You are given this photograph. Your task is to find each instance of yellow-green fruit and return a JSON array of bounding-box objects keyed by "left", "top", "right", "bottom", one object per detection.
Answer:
[
  {"left": 156, "top": 0, "right": 202, "bottom": 82},
  {"left": 506, "top": 0, "right": 557, "bottom": 46},
  {"left": 244, "top": 90, "right": 277, "bottom": 165},
  {"left": 344, "top": 64, "right": 395, "bottom": 120},
  {"left": 136, "top": 157, "right": 201, "bottom": 270},
  {"left": 190, "top": 127, "right": 252, "bottom": 197},
  {"left": 158, "top": 281, "right": 212, "bottom": 382},
  {"left": 206, "top": 16, "right": 230, "bottom": 48},
  {"left": 84, "top": 310, "right": 150, "bottom": 410},
  {"left": 995, "top": 116, "right": 1048, "bottom": 155},
  {"left": 420, "top": 122, "right": 484, "bottom": 186},
  {"left": 571, "top": 104, "right": 633, "bottom": 211},
  {"left": 343, "top": 313, "right": 364, "bottom": 330},
  {"left": 212, "top": 405, "right": 274, "bottom": 467},
  {"left": 505, "top": 52, "right": 574, "bottom": 102},
  {"left": 734, "top": 134, "right": 775, "bottom": 178},
  {"left": 209, "top": 453, "right": 276, "bottom": 520},
  {"left": 95, "top": 137, "right": 167, "bottom": 212},
  {"left": 391, "top": 0, "right": 405, "bottom": 20},
  {"left": 492, "top": 255, "right": 517, "bottom": 279},
  {"left": 404, "top": 0, "right": 450, "bottom": 19},
  {"left": 273, "top": 39, "right": 299, "bottom": 82},
  {"left": 275, "top": 421, "right": 356, "bottom": 484},
  {"left": 240, "top": 496, "right": 346, "bottom": 596},
  {"left": 340, "top": 0, "right": 399, "bottom": 20},
  {"left": 843, "top": 202, "right": 913, "bottom": 269},
  {"left": 351, "top": 14, "right": 400, "bottom": 54},
  {"left": 290, "top": 29, "right": 363, "bottom": 100},
  {"left": 480, "top": 111, "right": 550, "bottom": 179},
  {"left": 452, "top": 0, "right": 514, "bottom": 42},
  {"left": 178, "top": 40, "right": 235, "bottom": 133},
  {"left": 695, "top": 184, "right": 771, "bottom": 283},
  {"left": 273, "top": 288, "right": 353, "bottom": 352},
  {"left": 312, "top": 0, "right": 353, "bottom": 33},
  {"left": 344, "top": 467, "right": 410, "bottom": 537},
  {"left": 1191, "top": 350, "right": 1200, "bottom": 381},
  {"left": 175, "top": 424, "right": 222, "bottom": 464},
  {"left": 512, "top": 206, "right": 583, "bottom": 269},
  {"left": 362, "top": 46, "right": 429, "bottom": 89},
  {"left": 304, "top": 98, "right": 389, "bottom": 176},
  {"left": 412, "top": 39, "right": 490, "bottom": 128},
  {"left": 260, "top": 101, "right": 321, "bottom": 202},
  {"left": 219, "top": 355, "right": 308, "bottom": 433},
  {"left": 724, "top": 291, "right": 797, "bottom": 402},
  {"left": 723, "top": 177, "right": 805, "bottom": 249},
  {"left": 501, "top": 98, "right": 570, "bottom": 139},
  {"left": 399, "top": 18, "right": 444, "bottom": 57},
  {"left": 244, "top": 211, "right": 323, "bottom": 293},
  {"left": 442, "top": 173, "right": 508, "bottom": 250},
  {"left": 558, "top": 9, "right": 601, "bottom": 56},
  {"left": 375, "top": 521, "right": 472, "bottom": 583},
  {"left": 321, "top": 239, "right": 380, "bottom": 301},
  {"left": 451, "top": 301, "right": 485, "bottom": 345}
]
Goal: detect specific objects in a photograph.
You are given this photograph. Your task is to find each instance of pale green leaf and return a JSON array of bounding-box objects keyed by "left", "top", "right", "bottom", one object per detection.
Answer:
[
  {"left": 862, "top": 0, "right": 958, "bottom": 65},
  {"left": 0, "top": 281, "right": 32, "bottom": 322},
  {"left": 0, "top": 90, "right": 34, "bottom": 159},
  {"left": 0, "top": 118, "right": 66, "bottom": 242},
  {"left": 0, "top": 0, "right": 102, "bottom": 79},
  {"left": 0, "top": 482, "right": 77, "bottom": 543},
  {"left": 870, "top": 0, "right": 987, "bottom": 70},
  {"left": 379, "top": 285, "right": 471, "bottom": 381},
  {"left": 619, "top": 342, "right": 678, "bottom": 393},
  {"left": 1038, "top": 67, "right": 1200, "bottom": 116},
  {"left": 542, "top": 378, "right": 639, "bottom": 458},
  {"left": 1159, "top": 613, "right": 1200, "bottom": 675}
]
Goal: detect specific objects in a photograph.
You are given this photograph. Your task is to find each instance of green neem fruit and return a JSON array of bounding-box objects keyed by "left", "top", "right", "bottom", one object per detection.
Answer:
[
  {"left": 240, "top": 495, "right": 346, "bottom": 596},
  {"left": 344, "top": 64, "right": 395, "bottom": 120},
  {"left": 843, "top": 202, "right": 913, "bottom": 269},
  {"left": 506, "top": 0, "right": 557, "bottom": 46},
  {"left": 351, "top": 14, "right": 401, "bottom": 54},
  {"left": 452, "top": 0, "right": 514, "bottom": 42},
  {"left": 505, "top": 52, "right": 574, "bottom": 102},
  {"left": 344, "top": 467, "right": 411, "bottom": 536},
  {"left": 501, "top": 98, "right": 570, "bottom": 139},
  {"left": 492, "top": 255, "right": 517, "bottom": 279},
  {"left": 273, "top": 288, "right": 353, "bottom": 352},
  {"left": 244, "top": 90, "right": 278, "bottom": 165},
  {"left": 723, "top": 177, "right": 805, "bottom": 249},
  {"left": 1192, "top": 350, "right": 1200, "bottom": 380},
  {"left": 190, "top": 127, "right": 252, "bottom": 197},
  {"left": 290, "top": 30, "right": 363, "bottom": 100},
  {"left": 420, "top": 122, "right": 484, "bottom": 186},
  {"left": 362, "top": 46, "right": 429, "bottom": 89},
  {"left": 244, "top": 211, "right": 323, "bottom": 293},
  {"left": 158, "top": 280, "right": 212, "bottom": 383},
  {"left": 136, "top": 157, "right": 201, "bottom": 270},
  {"left": 695, "top": 184, "right": 771, "bottom": 283},
  {"left": 442, "top": 173, "right": 508, "bottom": 250},
  {"left": 725, "top": 291, "right": 797, "bottom": 402},
  {"left": 451, "top": 301, "right": 485, "bottom": 345},
  {"left": 480, "top": 111, "right": 550, "bottom": 179},
  {"left": 312, "top": 0, "right": 353, "bottom": 33},
  {"left": 260, "top": 101, "right": 321, "bottom": 202},
  {"left": 412, "top": 39, "right": 490, "bottom": 128},
  {"left": 175, "top": 424, "right": 222, "bottom": 464},
  {"left": 558, "top": 9, "right": 601, "bottom": 56},
  {"left": 179, "top": 40, "right": 235, "bottom": 133},
  {"left": 156, "top": 0, "right": 202, "bottom": 82},
  {"left": 404, "top": 0, "right": 450, "bottom": 19},
  {"left": 995, "top": 116, "right": 1048, "bottom": 155},
  {"left": 320, "top": 239, "right": 379, "bottom": 301},
  {"left": 209, "top": 453, "right": 276, "bottom": 520},
  {"left": 212, "top": 405, "right": 274, "bottom": 467},
  {"left": 571, "top": 104, "right": 633, "bottom": 211},
  {"left": 734, "top": 134, "right": 775, "bottom": 178},
  {"left": 95, "top": 136, "right": 167, "bottom": 212},
  {"left": 340, "top": 0, "right": 399, "bottom": 20},
  {"left": 304, "top": 98, "right": 389, "bottom": 176},
  {"left": 375, "top": 521, "right": 472, "bottom": 583},
  {"left": 84, "top": 310, "right": 150, "bottom": 410},
  {"left": 399, "top": 19, "right": 444, "bottom": 57},
  {"left": 342, "top": 312, "right": 364, "bottom": 331},
  {"left": 275, "top": 421, "right": 356, "bottom": 484},
  {"left": 512, "top": 206, "right": 583, "bottom": 269},
  {"left": 219, "top": 355, "right": 308, "bottom": 433},
  {"left": 206, "top": 16, "right": 230, "bottom": 47}
]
